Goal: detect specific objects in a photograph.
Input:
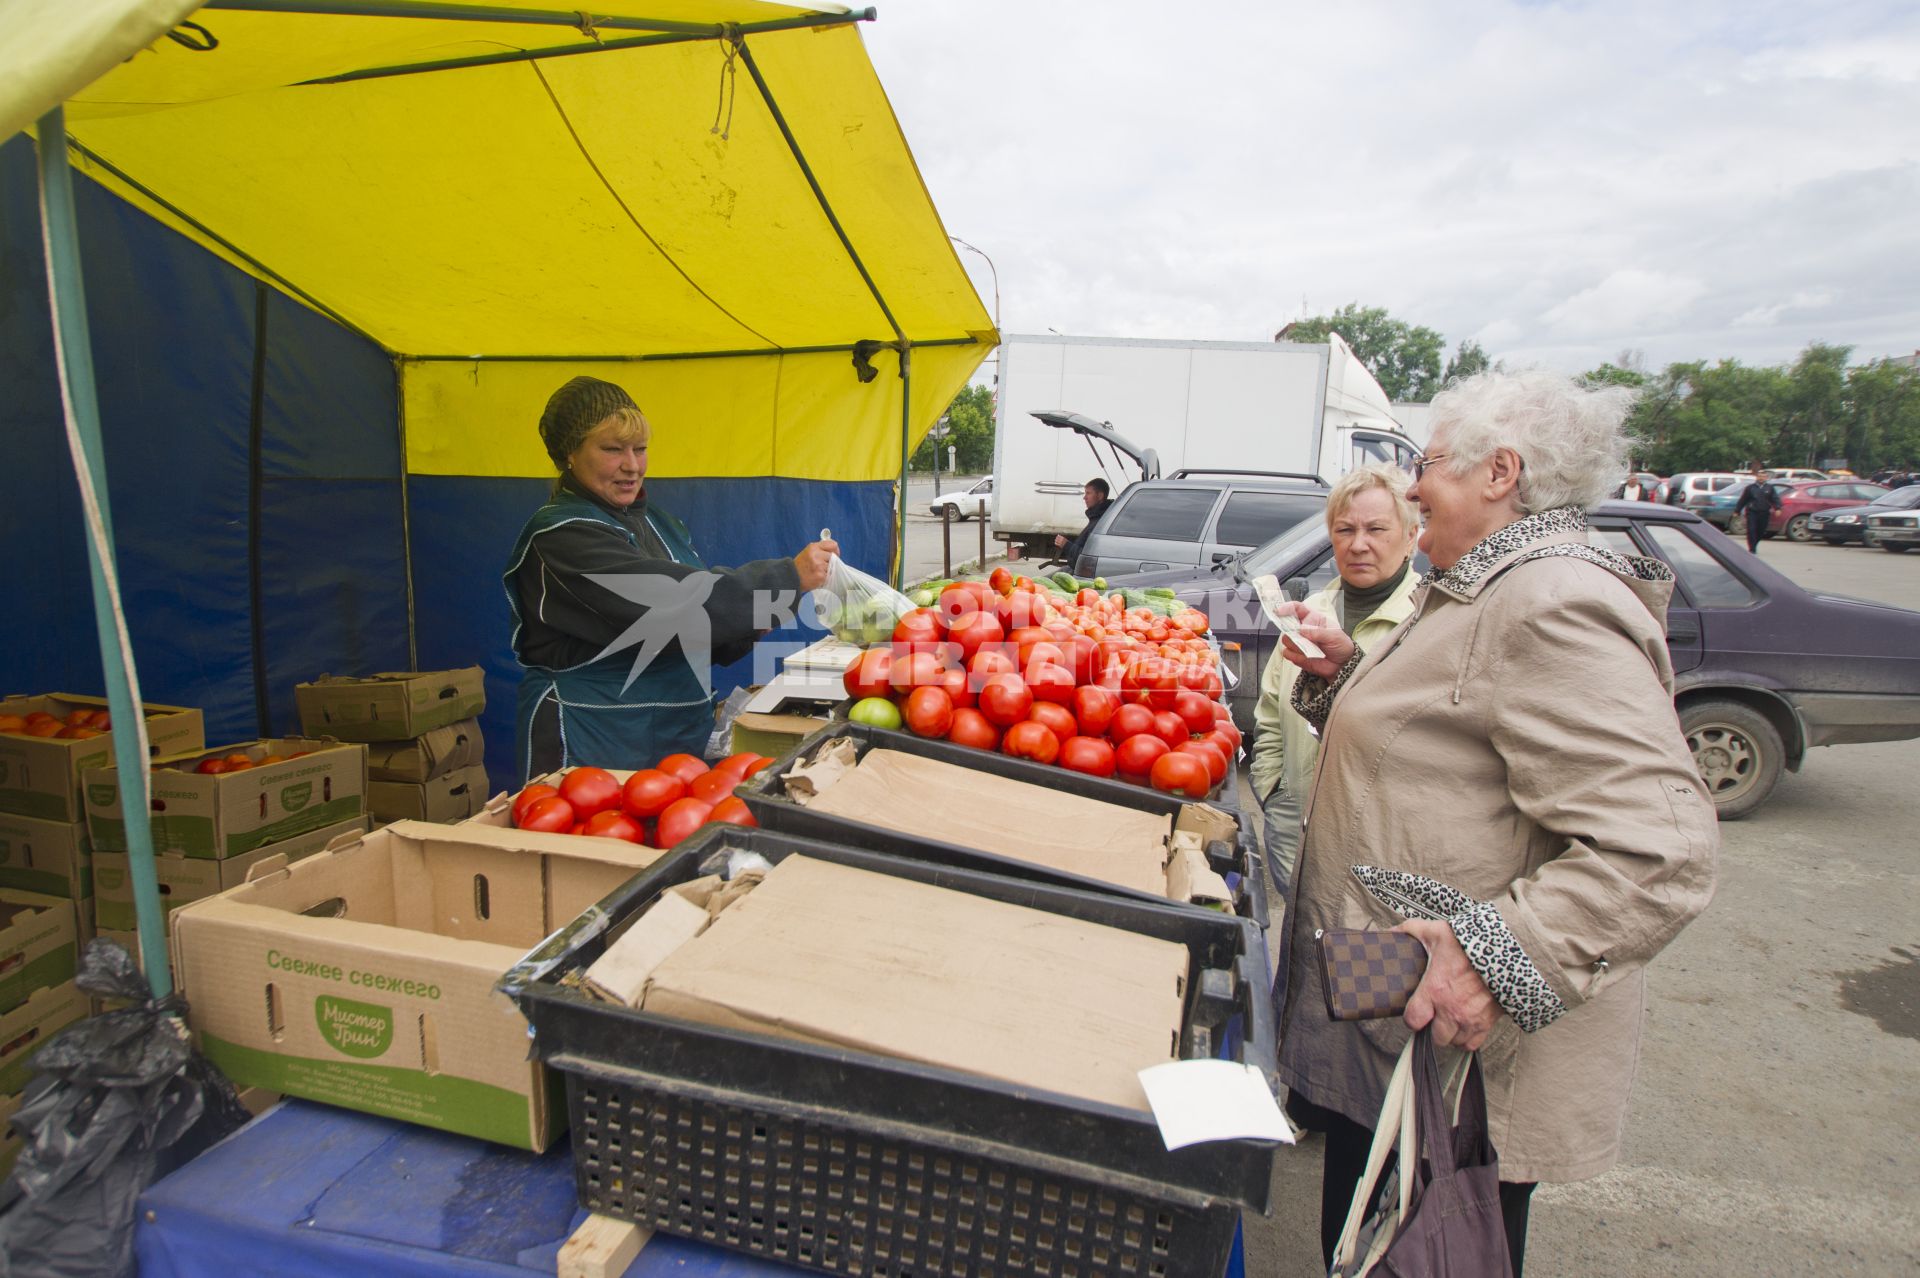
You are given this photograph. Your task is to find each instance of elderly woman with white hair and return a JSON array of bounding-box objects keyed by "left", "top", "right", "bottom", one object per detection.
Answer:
[
  {"left": 1250, "top": 463, "right": 1420, "bottom": 901},
  {"left": 1273, "top": 370, "right": 1719, "bottom": 1274}
]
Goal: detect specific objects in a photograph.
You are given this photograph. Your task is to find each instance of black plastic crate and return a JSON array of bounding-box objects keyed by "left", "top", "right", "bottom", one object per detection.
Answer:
[
  {"left": 738, "top": 722, "right": 1268, "bottom": 932},
  {"left": 501, "top": 824, "right": 1280, "bottom": 1278}
]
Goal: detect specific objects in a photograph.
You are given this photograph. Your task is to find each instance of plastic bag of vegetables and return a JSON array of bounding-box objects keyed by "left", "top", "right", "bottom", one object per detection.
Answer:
[{"left": 817, "top": 538, "right": 915, "bottom": 645}]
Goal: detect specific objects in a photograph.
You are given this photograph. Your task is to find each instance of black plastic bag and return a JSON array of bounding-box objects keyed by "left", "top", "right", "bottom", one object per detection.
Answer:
[{"left": 0, "top": 937, "right": 251, "bottom": 1278}]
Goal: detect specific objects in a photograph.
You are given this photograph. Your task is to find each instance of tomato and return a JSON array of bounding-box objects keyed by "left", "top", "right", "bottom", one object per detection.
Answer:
[
  {"left": 1008, "top": 625, "right": 1050, "bottom": 659},
  {"left": 1072, "top": 684, "right": 1119, "bottom": 737},
  {"left": 619, "top": 769, "right": 683, "bottom": 818},
  {"left": 1058, "top": 735, "right": 1117, "bottom": 778},
  {"left": 196, "top": 758, "right": 229, "bottom": 775},
  {"left": 844, "top": 648, "right": 894, "bottom": 700},
  {"left": 1075, "top": 588, "right": 1103, "bottom": 608},
  {"left": 1201, "top": 728, "right": 1240, "bottom": 764},
  {"left": 1114, "top": 733, "right": 1170, "bottom": 782},
  {"left": 688, "top": 770, "right": 739, "bottom": 805},
  {"left": 513, "top": 784, "right": 559, "bottom": 826},
  {"left": 988, "top": 565, "right": 1014, "bottom": 595},
  {"left": 946, "top": 610, "right": 1005, "bottom": 662},
  {"left": 222, "top": 758, "right": 255, "bottom": 771},
  {"left": 967, "top": 646, "right": 1016, "bottom": 687},
  {"left": 225, "top": 752, "right": 255, "bottom": 766},
  {"left": 519, "top": 795, "right": 576, "bottom": 832},
  {"left": 1130, "top": 657, "right": 1180, "bottom": 711},
  {"left": 1177, "top": 663, "right": 1224, "bottom": 700},
  {"left": 889, "top": 649, "right": 945, "bottom": 694},
  {"left": 1066, "top": 634, "right": 1098, "bottom": 686},
  {"left": 1109, "top": 703, "right": 1156, "bottom": 742},
  {"left": 977, "top": 672, "right": 1034, "bottom": 727},
  {"left": 1150, "top": 750, "right": 1211, "bottom": 798},
  {"left": 656, "top": 753, "right": 709, "bottom": 786},
  {"left": 712, "top": 752, "right": 765, "bottom": 781},
  {"left": 583, "top": 810, "right": 646, "bottom": 843},
  {"left": 742, "top": 756, "right": 776, "bottom": 778},
  {"left": 1027, "top": 701, "right": 1078, "bottom": 744},
  {"left": 935, "top": 665, "right": 976, "bottom": 710},
  {"left": 560, "top": 766, "right": 623, "bottom": 818},
  {"left": 1211, "top": 701, "right": 1234, "bottom": 723},
  {"left": 707, "top": 796, "right": 758, "bottom": 827},
  {"left": 24, "top": 720, "right": 64, "bottom": 738},
  {"left": 656, "top": 797, "right": 714, "bottom": 846},
  {"left": 903, "top": 685, "right": 956, "bottom": 738},
  {"left": 997, "top": 590, "right": 1050, "bottom": 631},
  {"left": 1025, "top": 661, "right": 1077, "bottom": 707},
  {"left": 1178, "top": 740, "right": 1229, "bottom": 788},
  {"left": 65, "top": 710, "right": 98, "bottom": 728},
  {"left": 0, "top": 715, "right": 26, "bottom": 734},
  {"left": 893, "top": 607, "right": 946, "bottom": 647},
  {"left": 936, "top": 584, "right": 984, "bottom": 623},
  {"left": 1151, "top": 710, "right": 1189, "bottom": 751},
  {"left": 1002, "top": 720, "right": 1060, "bottom": 765},
  {"left": 1173, "top": 690, "right": 1217, "bottom": 736},
  {"left": 946, "top": 707, "right": 1001, "bottom": 751},
  {"left": 258, "top": 754, "right": 287, "bottom": 766},
  {"left": 847, "top": 696, "right": 904, "bottom": 729}
]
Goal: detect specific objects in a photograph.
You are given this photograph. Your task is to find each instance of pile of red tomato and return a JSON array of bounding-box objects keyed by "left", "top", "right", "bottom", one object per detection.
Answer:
[
  {"left": 0, "top": 708, "right": 110, "bottom": 740},
  {"left": 508, "top": 750, "right": 775, "bottom": 848},
  {"left": 843, "top": 576, "right": 1241, "bottom": 799}
]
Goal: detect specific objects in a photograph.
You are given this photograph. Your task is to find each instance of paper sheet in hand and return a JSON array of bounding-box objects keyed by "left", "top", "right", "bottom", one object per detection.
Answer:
[
  {"left": 1137, "top": 1059, "right": 1295, "bottom": 1150},
  {"left": 1252, "top": 575, "right": 1325, "bottom": 660}
]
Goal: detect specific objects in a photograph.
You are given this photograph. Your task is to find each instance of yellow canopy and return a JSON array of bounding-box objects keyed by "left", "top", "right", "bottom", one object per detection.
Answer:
[{"left": 8, "top": 0, "right": 994, "bottom": 481}]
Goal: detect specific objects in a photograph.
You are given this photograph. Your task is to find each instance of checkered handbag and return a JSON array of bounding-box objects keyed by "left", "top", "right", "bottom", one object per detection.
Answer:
[{"left": 1318, "top": 927, "right": 1430, "bottom": 1021}]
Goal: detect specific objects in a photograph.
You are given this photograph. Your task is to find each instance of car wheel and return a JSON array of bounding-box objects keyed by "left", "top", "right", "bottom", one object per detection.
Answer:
[
  {"left": 1823, "top": 537, "right": 1847, "bottom": 546},
  {"left": 1680, "top": 699, "right": 1783, "bottom": 821},
  {"left": 1885, "top": 543, "right": 1911, "bottom": 554},
  {"left": 943, "top": 503, "right": 967, "bottom": 522},
  {"left": 1785, "top": 514, "right": 1811, "bottom": 542}
]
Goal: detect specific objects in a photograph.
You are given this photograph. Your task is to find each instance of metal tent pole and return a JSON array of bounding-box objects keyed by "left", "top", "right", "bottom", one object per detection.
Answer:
[{"left": 35, "top": 107, "right": 171, "bottom": 998}]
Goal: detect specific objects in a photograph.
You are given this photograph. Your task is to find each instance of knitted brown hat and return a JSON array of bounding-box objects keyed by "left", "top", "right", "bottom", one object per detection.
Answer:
[{"left": 539, "top": 376, "right": 641, "bottom": 468}]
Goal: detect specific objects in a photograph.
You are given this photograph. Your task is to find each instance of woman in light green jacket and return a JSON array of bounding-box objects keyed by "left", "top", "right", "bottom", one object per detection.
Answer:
[{"left": 1251, "top": 464, "right": 1419, "bottom": 901}]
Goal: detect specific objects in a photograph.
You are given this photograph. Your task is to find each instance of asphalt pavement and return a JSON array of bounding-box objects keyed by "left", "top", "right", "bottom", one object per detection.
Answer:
[{"left": 1238, "top": 535, "right": 1920, "bottom": 1276}]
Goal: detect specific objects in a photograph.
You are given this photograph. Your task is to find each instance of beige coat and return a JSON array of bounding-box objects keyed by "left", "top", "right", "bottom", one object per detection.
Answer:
[{"left": 1279, "top": 514, "right": 1719, "bottom": 1183}]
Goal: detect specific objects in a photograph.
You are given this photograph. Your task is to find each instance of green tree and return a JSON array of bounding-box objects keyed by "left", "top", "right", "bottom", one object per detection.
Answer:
[
  {"left": 910, "top": 383, "right": 995, "bottom": 474},
  {"left": 1842, "top": 359, "right": 1920, "bottom": 472},
  {"left": 1772, "top": 343, "right": 1849, "bottom": 468},
  {"left": 1441, "top": 338, "right": 1491, "bottom": 386},
  {"left": 1280, "top": 303, "right": 1446, "bottom": 401},
  {"left": 1631, "top": 360, "right": 1784, "bottom": 474}
]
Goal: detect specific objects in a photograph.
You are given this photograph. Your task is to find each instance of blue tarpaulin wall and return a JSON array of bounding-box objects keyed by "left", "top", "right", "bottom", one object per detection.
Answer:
[{"left": 1, "top": 135, "right": 890, "bottom": 789}]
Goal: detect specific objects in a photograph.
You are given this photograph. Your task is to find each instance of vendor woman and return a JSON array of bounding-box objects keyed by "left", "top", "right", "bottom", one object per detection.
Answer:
[{"left": 506, "top": 376, "right": 835, "bottom": 780}]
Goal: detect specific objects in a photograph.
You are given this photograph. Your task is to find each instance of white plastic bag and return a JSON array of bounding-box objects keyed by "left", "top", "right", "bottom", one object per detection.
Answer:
[{"left": 817, "top": 530, "right": 914, "bottom": 645}]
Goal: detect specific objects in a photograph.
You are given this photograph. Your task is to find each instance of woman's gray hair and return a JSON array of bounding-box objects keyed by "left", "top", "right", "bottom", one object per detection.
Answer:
[
  {"left": 1428, "top": 369, "right": 1636, "bottom": 512},
  {"left": 1325, "top": 462, "right": 1418, "bottom": 534}
]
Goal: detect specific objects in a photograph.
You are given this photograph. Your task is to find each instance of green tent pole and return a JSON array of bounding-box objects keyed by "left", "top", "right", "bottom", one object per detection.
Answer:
[
  {"left": 898, "top": 344, "right": 913, "bottom": 588},
  {"left": 34, "top": 106, "right": 172, "bottom": 999}
]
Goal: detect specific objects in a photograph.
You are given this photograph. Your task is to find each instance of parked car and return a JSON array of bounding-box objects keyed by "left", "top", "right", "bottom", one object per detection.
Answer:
[
  {"left": 1810, "top": 486, "right": 1920, "bottom": 544},
  {"left": 1768, "top": 479, "right": 1889, "bottom": 541},
  {"left": 1070, "top": 470, "right": 1329, "bottom": 579},
  {"left": 929, "top": 476, "right": 993, "bottom": 521},
  {"left": 1865, "top": 508, "right": 1920, "bottom": 553},
  {"left": 1764, "top": 467, "right": 1829, "bottom": 482},
  {"left": 1696, "top": 480, "right": 1789, "bottom": 531},
  {"left": 1664, "top": 471, "right": 1744, "bottom": 516},
  {"left": 1127, "top": 502, "right": 1920, "bottom": 817}
]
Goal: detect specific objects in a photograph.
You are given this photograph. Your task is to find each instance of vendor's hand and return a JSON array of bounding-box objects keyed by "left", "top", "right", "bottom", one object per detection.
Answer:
[
  {"left": 1395, "top": 919, "right": 1502, "bottom": 1051},
  {"left": 794, "top": 539, "right": 838, "bottom": 593},
  {"left": 1272, "top": 601, "right": 1356, "bottom": 679}
]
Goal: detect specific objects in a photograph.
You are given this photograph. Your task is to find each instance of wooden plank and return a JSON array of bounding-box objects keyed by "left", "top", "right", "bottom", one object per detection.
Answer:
[{"left": 557, "top": 1213, "right": 651, "bottom": 1278}]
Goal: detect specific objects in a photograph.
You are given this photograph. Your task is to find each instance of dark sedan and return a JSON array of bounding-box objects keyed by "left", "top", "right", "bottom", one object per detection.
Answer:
[
  {"left": 1807, "top": 485, "right": 1920, "bottom": 544},
  {"left": 1116, "top": 502, "right": 1920, "bottom": 819}
]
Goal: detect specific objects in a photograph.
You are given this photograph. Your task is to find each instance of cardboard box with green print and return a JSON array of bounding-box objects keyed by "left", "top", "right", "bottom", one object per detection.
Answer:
[
  {"left": 0, "top": 887, "right": 78, "bottom": 1017},
  {"left": 294, "top": 668, "right": 486, "bottom": 743},
  {"left": 0, "top": 694, "right": 205, "bottom": 823},
  {"left": 0, "top": 811, "right": 92, "bottom": 904},
  {"left": 91, "top": 817, "right": 366, "bottom": 936},
  {"left": 83, "top": 738, "right": 367, "bottom": 861}
]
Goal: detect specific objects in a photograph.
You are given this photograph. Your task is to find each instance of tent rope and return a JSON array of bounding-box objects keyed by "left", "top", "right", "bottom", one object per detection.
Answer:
[
  {"left": 710, "top": 29, "right": 740, "bottom": 141},
  {"left": 572, "top": 10, "right": 601, "bottom": 42}
]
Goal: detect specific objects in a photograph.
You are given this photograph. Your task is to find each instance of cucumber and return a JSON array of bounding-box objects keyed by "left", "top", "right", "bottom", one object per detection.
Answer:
[
  {"left": 1093, "top": 576, "right": 1108, "bottom": 591},
  {"left": 1143, "top": 586, "right": 1179, "bottom": 600},
  {"left": 1050, "top": 571, "right": 1081, "bottom": 593}
]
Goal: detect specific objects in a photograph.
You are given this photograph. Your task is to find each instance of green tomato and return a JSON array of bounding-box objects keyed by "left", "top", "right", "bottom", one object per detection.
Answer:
[{"left": 847, "top": 696, "right": 903, "bottom": 730}]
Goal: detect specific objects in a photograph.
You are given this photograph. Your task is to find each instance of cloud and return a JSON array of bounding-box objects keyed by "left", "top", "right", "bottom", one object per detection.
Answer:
[{"left": 861, "top": 0, "right": 1920, "bottom": 372}]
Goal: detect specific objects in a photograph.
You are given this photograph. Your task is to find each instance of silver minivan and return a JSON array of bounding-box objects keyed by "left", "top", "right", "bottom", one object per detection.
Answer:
[
  {"left": 1664, "top": 472, "right": 1744, "bottom": 511},
  {"left": 1072, "top": 471, "right": 1329, "bottom": 579}
]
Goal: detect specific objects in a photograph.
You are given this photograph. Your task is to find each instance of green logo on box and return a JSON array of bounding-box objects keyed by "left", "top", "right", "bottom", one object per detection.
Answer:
[
  {"left": 281, "top": 782, "right": 313, "bottom": 813},
  {"left": 315, "top": 995, "right": 392, "bottom": 1059},
  {"left": 88, "top": 784, "right": 117, "bottom": 806},
  {"left": 97, "top": 866, "right": 126, "bottom": 891}
]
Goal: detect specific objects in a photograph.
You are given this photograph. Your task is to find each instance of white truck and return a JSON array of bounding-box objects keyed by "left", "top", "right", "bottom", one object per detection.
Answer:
[{"left": 989, "top": 333, "right": 1421, "bottom": 558}]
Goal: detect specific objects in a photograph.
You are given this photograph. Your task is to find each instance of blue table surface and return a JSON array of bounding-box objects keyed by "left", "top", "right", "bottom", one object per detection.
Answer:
[{"left": 135, "top": 1100, "right": 1247, "bottom": 1278}]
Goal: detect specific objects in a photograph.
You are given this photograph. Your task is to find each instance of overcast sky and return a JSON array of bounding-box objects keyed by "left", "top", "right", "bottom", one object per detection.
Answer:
[{"left": 861, "top": 0, "right": 1920, "bottom": 376}]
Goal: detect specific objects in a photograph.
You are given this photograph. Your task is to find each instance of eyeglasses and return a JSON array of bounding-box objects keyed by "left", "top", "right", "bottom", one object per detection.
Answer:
[{"left": 1412, "top": 453, "right": 1451, "bottom": 481}]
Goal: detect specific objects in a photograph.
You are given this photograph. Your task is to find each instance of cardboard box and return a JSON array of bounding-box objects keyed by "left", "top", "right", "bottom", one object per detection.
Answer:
[
  {"left": 295, "top": 668, "right": 487, "bottom": 742},
  {"left": 171, "top": 819, "right": 663, "bottom": 1150},
  {"left": 0, "top": 1088, "right": 22, "bottom": 1181},
  {"left": 366, "top": 720, "right": 484, "bottom": 783},
  {"left": 368, "top": 765, "right": 489, "bottom": 824},
  {"left": 0, "top": 812, "right": 91, "bottom": 902},
  {"left": 643, "top": 855, "right": 1187, "bottom": 1112},
  {"left": 0, "top": 695, "right": 205, "bottom": 822},
  {"left": 91, "top": 817, "right": 367, "bottom": 935},
  {"left": 0, "top": 981, "right": 87, "bottom": 1096},
  {"left": 730, "top": 710, "right": 830, "bottom": 762},
  {"left": 84, "top": 739, "right": 367, "bottom": 860},
  {"left": 0, "top": 887, "right": 78, "bottom": 1016}
]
